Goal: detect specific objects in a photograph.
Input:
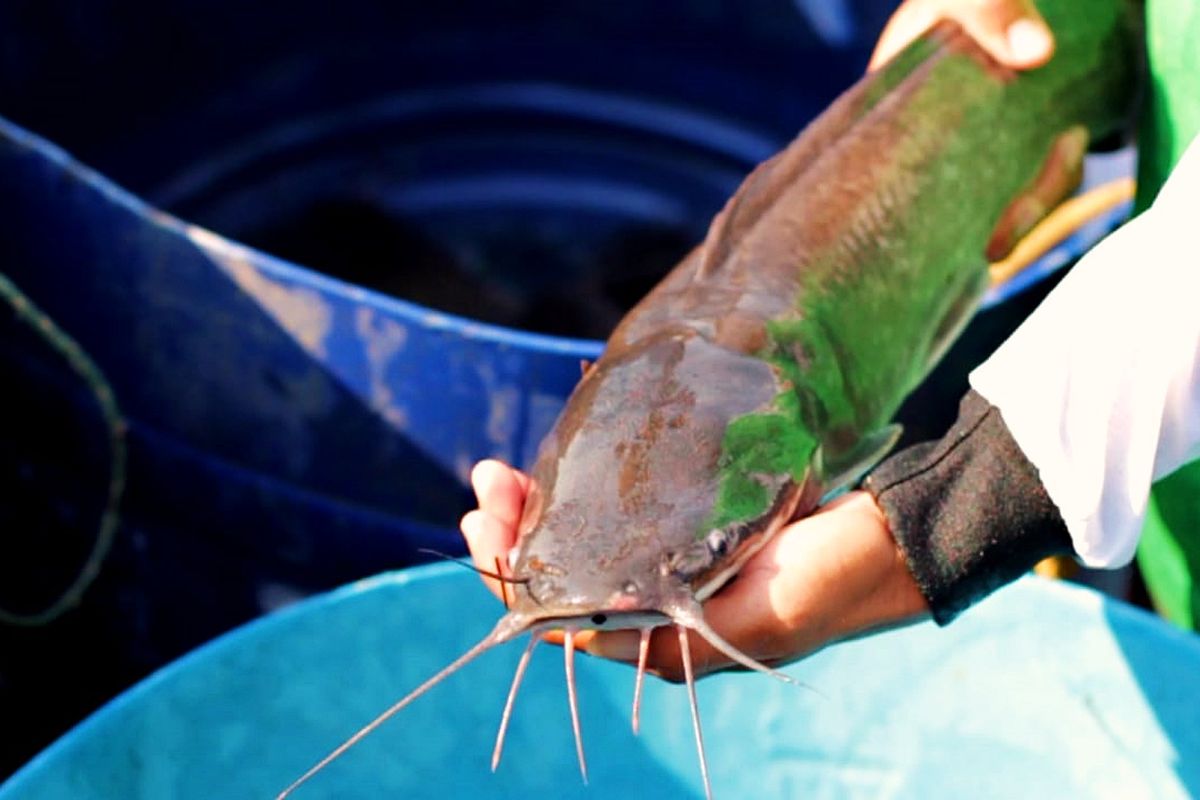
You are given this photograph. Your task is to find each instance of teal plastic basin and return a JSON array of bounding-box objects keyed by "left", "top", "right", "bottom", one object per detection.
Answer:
[{"left": 2, "top": 564, "right": 1197, "bottom": 799}]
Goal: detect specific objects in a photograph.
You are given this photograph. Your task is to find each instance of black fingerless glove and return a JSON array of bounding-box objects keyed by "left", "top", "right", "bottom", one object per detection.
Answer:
[{"left": 864, "top": 389, "right": 1073, "bottom": 625}]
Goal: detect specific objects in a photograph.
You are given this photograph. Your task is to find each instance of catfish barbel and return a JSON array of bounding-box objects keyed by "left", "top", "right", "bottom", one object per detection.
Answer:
[{"left": 281, "top": 2, "right": 1139, "bottom": 797}]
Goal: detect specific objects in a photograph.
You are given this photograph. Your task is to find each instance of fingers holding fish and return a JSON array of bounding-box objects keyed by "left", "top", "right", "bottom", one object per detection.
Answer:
[
  {"left": 581, "top": 492, "right": 930, "bottom": 682},
  {"left": 461, "top": 459, "right": 530, "bottom": 599},
  {"left": 869, "top": 0, "right": 1054, "bottom": 72},
  {"left": 459, "top": 510, "right": 513, "bottom": 601},
  {"left": 464, "top": 488, "right": 932, "bottom": 684},
  {"left": 470, "top": 459, "right": 530, "bottom": 531},
  {"left": 582, "top": 541, "right": 810, "bottom": 682}
]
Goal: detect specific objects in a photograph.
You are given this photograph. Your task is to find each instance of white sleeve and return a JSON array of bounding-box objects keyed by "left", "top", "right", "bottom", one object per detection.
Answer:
[{"left": 969, "top": 134, "right": 1200, "bottom": 569}]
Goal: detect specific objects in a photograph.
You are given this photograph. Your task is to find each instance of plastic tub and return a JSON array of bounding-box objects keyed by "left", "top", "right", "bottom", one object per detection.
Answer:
[{"left": 2, "top": 564, "right": 1197, "bottom": 799}]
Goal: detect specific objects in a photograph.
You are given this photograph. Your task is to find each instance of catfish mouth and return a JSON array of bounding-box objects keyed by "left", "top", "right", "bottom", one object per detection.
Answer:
[{"left": 526, "top": 609, "right": 671, "bottom": 633}]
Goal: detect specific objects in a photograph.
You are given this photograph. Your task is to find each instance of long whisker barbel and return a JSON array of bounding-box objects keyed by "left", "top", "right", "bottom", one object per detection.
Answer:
[
  {"left": 275, "top": 605, "right": 806, "bottom": 799},
  {"left": 415, "top": 548, "right": 531, "bottom": 586}
]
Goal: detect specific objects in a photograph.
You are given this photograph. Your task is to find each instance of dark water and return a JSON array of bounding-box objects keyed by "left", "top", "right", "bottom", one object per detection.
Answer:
[
  {"left": 238, "top": 198, "right": 695, "bottom": 341},
  {"left": 0, "top": 311, "right": 113, "bottom": 619},
  {"left": 0, "top": 306, "right": 129, "bottom": 780}
]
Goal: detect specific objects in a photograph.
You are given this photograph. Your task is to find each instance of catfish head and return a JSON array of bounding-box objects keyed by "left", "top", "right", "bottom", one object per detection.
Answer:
[
  {"left": 476, "top": 325, "right": 812, "bottom": 798},
  {"left": 508, "top": 323, "right": 819, "bottom": 634},
  {"left": 276, "top": 326, "right": 809, "bottom": 800}
]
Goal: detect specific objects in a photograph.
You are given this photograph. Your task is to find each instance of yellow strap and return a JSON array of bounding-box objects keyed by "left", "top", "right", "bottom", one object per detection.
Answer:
[
  {"left": 1034, "top": 555, "right": 1080, "bottom": 580},
  {"left": 988, "top": 177, "right": 1136, "bottom": 288}
]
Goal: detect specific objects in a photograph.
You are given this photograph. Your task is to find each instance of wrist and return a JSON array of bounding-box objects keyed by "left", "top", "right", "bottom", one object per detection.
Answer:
[
  {"left": 801, "top": 492, "right": 930, "bottom": 647},
  {"left": 865, "top": 390, "right": 1073, "bottom": 624}
]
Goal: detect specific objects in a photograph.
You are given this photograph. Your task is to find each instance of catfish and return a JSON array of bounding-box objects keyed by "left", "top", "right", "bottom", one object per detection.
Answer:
[{"left": 280, "top": 2, "right": 1140, "bottom": 797}]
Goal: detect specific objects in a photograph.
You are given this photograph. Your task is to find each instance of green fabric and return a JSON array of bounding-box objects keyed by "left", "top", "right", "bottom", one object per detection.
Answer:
[
  {"left": 1133, "top": 0, "right": 1200, "bottom": 214},
  {"left": 1141, "top": 467, "right": 1200, "bottom": 628},
  {"left": 1132, "top": 0, "right": 1200, "bottom": 630}
]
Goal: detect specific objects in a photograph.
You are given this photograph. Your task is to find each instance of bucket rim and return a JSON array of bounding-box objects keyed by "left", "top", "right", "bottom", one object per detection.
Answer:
[{"left": 3, "top": 563, "right": 1198, "bottom": 795}]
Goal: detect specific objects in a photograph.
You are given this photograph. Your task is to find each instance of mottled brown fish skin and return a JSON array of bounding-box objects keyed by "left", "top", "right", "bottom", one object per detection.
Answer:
[{"left": 511, "top": 2, "right": 1141, "bottom": 621}]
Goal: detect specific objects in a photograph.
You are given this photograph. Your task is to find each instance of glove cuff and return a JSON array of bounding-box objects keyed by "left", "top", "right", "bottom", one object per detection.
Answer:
[{"left": 864, "top": 390, "right": 1073, "bottom": 625}]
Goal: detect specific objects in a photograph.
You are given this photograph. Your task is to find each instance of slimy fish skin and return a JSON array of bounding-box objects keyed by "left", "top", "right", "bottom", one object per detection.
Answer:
[{"left": 279, "top": 3, "right": 1140, "bottom": 798}]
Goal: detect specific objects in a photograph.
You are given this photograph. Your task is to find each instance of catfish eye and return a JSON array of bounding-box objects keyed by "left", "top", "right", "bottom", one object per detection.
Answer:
[
  {"left": 591, "top": 614, "right": 607, "bottom": 626},
  {"left": 705, "top": 528, "right": 730, "bottom": 557}
]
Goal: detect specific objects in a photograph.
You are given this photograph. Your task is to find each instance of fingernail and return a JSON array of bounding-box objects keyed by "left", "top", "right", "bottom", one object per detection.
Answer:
[
  {"left": 588, "top": 630, "right": 641, "bottom": 662},
  {"left": 1006, "top": 19, "right": 1052, "bottom": 63}
]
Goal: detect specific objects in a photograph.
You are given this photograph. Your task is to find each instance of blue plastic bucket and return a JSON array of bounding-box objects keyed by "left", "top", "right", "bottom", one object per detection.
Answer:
[
  {"left": 0, "top": 2, "right": 904, "bottom": 768},
  {"left": 1, "top": 564, "right": 1196, "bottom": 799}
]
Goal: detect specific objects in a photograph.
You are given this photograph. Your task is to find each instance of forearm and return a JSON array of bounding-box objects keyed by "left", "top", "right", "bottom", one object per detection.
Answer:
[
  {"left": 971, "top": 133, "right": 1200, "bottom": 567},
  {"left": 864, "top": 390, "right": 1072, "bottom": 624},
  {"left": 864, "top": 135, "right": 1200, "bottom": 623}
]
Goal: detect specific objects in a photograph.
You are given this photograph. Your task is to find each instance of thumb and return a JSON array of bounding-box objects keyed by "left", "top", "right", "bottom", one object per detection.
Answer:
[
  {"left": 958, "top": 0, "right": 1055, "bottom": 69},
  {"left": 869, "top": 0, "right": 1054, "bottom": 73}
]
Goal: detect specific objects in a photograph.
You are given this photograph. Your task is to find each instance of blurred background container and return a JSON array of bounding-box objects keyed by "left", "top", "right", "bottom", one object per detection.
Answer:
[
  {"left": 0, "top": 0, "right": 1131, "bottom": 780},
  {"left": 1, "top": 566, "right": 1197, "bottom": 799}
]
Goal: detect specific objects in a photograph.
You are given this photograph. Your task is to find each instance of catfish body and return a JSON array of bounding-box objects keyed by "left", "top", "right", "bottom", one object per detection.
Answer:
[
  {"left": 511, "top": 2, "right": 1141, "bottom": 620},
  {"left": 279, "top": 4, "right": 1142, "bottom": 797}
]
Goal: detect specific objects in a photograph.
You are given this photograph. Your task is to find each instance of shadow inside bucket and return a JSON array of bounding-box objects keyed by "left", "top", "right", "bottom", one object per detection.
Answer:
[
  {"left": 236, "top": 197, "right": 697, "bottom": 341},
  {"left": 0, "top": 307, "right": 114, "bottom": 618},
  {"left": 147, "top": 82, "right": 765, "bottom": 342}
]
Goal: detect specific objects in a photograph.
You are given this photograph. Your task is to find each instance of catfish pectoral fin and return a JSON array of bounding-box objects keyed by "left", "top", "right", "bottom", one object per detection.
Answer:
[
  {"left": 986, "top": 125, "right": 1089, "bottom": 261},
  {"left": 816, "top": 424, "right": 904, "bottom": 498}
]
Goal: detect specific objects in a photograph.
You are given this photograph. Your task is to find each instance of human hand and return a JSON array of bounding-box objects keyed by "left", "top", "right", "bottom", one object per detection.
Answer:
[
  {"left": 869, "top": 0, "right": 1055, "bottom": 72},
  {"left": 461, "top": 459, "right": 931, "bottom": 682}
]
